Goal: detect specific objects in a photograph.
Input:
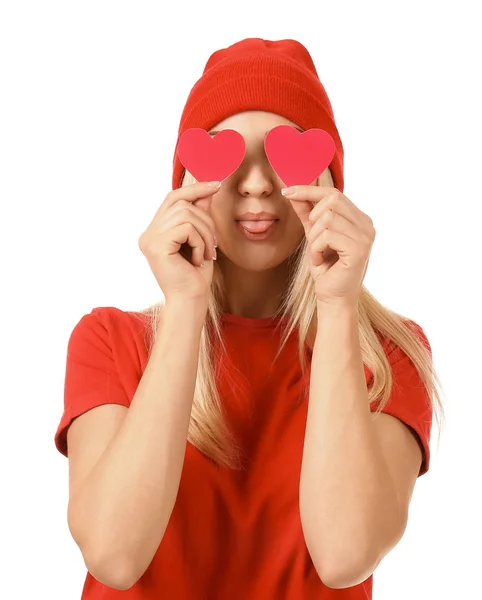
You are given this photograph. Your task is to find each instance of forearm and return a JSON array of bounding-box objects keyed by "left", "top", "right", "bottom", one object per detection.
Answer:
[
  {"left": 299, "top": 303, "right": 400, "bottom": 586},
  {"left": 69, "top": 301, "right": 206, "bottom": 585}
]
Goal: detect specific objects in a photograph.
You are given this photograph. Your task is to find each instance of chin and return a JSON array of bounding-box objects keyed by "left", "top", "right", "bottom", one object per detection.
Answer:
[{"left": 218, "top": 250, "right": 295, "bottom": 271}]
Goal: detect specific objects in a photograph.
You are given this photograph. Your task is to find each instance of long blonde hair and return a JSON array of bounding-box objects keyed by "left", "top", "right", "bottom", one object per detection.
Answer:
[{"left": 136, "top": 169, "right": 446, "bottom": 471}]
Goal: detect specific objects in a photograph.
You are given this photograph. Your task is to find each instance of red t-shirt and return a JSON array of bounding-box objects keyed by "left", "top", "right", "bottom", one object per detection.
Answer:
[{"left": 54, "top": 306, "right": 432, "bottom": 599}]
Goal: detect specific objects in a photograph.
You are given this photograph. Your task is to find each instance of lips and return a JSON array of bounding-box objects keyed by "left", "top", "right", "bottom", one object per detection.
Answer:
[{"left": 237, "top": 220, "right": 277, "bottom": 233}]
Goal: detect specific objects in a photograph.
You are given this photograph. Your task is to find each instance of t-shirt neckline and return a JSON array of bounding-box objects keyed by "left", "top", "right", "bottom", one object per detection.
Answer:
[{"left": 220, "top": 311, "right": 287, "bottom": 328}]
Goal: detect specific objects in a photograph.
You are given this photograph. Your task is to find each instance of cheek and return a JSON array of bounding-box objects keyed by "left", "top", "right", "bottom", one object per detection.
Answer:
[
  {"left": 284, "top": 216, "right": 306, "bottom": 249},
  {"left": 209, "top": 201, "right": 232, "bottom": 237},
  {"left": 208, "top": 198, "right": 224, "bottom": 220}
]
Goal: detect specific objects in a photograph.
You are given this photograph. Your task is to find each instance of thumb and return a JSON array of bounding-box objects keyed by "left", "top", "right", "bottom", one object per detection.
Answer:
[
  {"left": 194, "top": 195, "right": 214, "bottom": 212},
  {"left": 289, "top": 198, "right": 314, "bottom": 236}
]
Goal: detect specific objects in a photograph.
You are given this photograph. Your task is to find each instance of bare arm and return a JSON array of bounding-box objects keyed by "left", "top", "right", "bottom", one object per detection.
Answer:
[
  {"left": 67, "top": 300, "right": 206, "bottom": 589},
  {"left": 299, "top": 303, "right": 420, "bottom": 589}
]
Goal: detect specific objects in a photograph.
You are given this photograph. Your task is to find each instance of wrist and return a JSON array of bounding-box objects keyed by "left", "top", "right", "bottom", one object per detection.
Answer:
[
  {"left": 162, "top": 298, "right": 208, "bottom": 322},
  {"left": 316, "top": 300, "right": 358, "bottom": 318},
  {"left": 316, "top": 302, "right": 359, "bottom": 332}
]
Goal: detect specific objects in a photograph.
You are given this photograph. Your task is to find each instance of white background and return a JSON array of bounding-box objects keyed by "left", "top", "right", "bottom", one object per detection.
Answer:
[{"left": 1, "top": 1, "right": 480, "bottom": 598}]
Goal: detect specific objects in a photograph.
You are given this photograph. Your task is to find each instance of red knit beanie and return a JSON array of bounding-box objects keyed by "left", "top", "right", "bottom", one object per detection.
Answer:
[{"left": 172, "top": 38, "right": 344, "bottom": 192}]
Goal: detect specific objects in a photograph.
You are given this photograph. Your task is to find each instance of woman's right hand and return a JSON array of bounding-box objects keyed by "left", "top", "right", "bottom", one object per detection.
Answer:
[{"left": 138, "top": 181, "right": 221, "bottom": 305}]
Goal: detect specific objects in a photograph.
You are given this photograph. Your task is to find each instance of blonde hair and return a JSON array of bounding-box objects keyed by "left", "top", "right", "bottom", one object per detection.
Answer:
[{"left": 136, "top": 169, "right": 446, "bottom": 471}]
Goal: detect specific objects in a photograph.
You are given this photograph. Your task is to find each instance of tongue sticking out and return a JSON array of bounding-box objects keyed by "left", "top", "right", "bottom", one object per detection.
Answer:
[{"left": 238, "top": 220, "right": 276, "bottom": 233}]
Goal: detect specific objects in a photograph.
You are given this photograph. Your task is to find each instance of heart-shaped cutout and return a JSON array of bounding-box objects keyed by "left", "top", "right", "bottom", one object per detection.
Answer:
[
  {"left": 177, "top": 128, "right": 246, "bottom": 183},
  {"left": 264, "top": 125, "right": 336, "bottom": 188}
]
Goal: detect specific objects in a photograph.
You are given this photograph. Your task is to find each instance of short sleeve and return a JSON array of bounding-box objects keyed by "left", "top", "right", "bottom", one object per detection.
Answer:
[
  {"left": 54, "top": 308, "right": 131, "bottom": 458},
  {"left": 371, "top": 321, "right": 434, "bottom": 477}
]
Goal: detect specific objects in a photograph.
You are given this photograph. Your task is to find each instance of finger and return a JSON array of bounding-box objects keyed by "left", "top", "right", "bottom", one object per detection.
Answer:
[
  {"left": 308, "top": 210, "right": 360, "bottom": 246},
  {"left": 146, "top": 182, "right": 220, "bottom": 240},
  {"left": 287, "top": 186, "right": 367, "bottom": 224},
  {"left": 312, "top": 230, "right": 357, "bottom": 268},
  {"left": 282, "top": 184, "right": 338, "bottom": 203},
  {"left": 171, "top": 199, "right": 215, "bottom": 234},
  {"left": 287, "top": 197, "right": 316, "bottom": 232},
  {"left": 182, "top": 202, "right": 217, "bottom": 256},
  {"left": 166, "top": 181, "right": 222, "bottom": 209},
  {"left": 165, "top": 205, "right": 217, "bottom": 261},
  {"left": 175, "top": 221, "right": 207, "bottom": 267},
  {"left": 309, "top": 196, "right": 359, "bottom": 228}
]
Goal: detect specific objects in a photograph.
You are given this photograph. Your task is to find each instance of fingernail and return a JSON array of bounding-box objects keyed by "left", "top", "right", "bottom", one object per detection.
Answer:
[
  {"left": 281, "top": 187, "right": 295, "bottom": 196},
  {"left": 207, "top": 181, "right": 221, "bottom": 188}
]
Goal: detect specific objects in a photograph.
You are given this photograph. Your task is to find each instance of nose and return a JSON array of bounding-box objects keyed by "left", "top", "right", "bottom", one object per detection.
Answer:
[{"left": 238, "top": 163, "right": 275, "bottom": 198}]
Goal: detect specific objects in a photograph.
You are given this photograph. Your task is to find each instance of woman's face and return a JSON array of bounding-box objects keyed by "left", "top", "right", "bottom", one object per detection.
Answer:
[{"left": 203, "top": 110, "right": 332, "bottom": 272}]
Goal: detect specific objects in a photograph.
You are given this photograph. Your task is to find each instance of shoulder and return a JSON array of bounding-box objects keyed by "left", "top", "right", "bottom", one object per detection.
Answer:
[
  {"left": 68, "top": 306, "right": 151, "bottom": 353},
  {"left": 376, "top": 318, "right": 431, "bottom": 360}
]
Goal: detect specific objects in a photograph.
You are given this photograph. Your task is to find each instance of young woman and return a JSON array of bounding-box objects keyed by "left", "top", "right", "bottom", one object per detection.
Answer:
[{"left": 55, "top": 37, "right": 444, "bottom": 599}]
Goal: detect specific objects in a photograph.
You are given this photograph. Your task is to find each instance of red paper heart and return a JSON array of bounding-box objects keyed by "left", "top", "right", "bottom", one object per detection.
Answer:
[
  {"left": 264, "top": 125, "right": 336, "bottom": 187},
  {"left": 177, "top": 128, "right": 246, "bottom": 183}
]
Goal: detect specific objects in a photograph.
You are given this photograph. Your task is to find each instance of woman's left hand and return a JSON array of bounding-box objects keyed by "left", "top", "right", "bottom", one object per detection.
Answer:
[{"left": 283, "top": 185, "right": 376, "bottom": 308}]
